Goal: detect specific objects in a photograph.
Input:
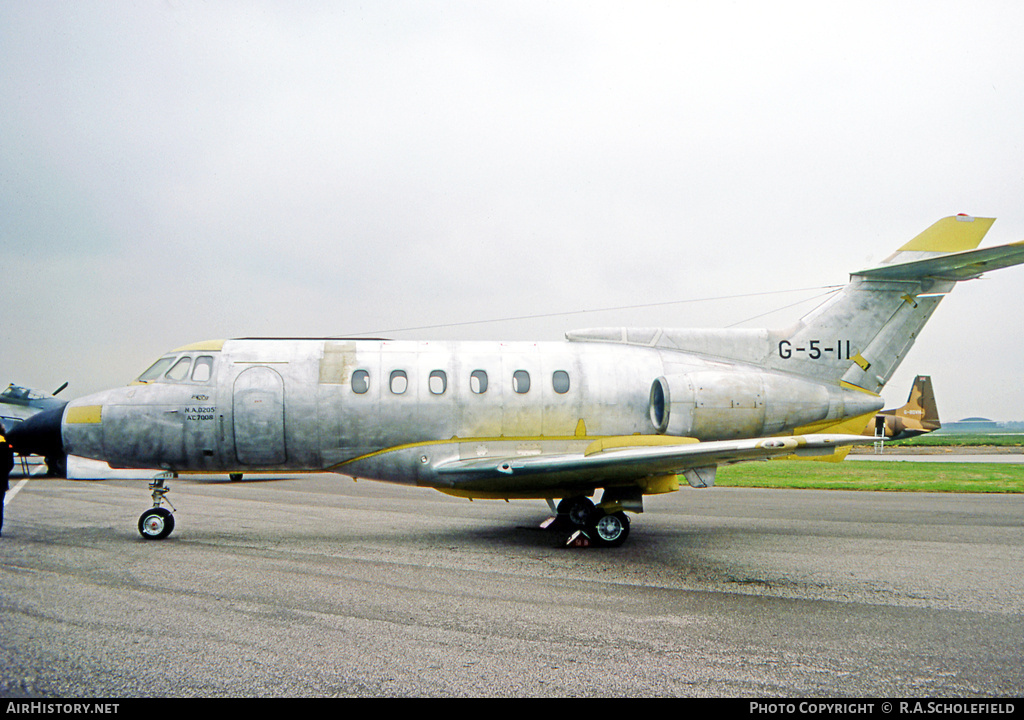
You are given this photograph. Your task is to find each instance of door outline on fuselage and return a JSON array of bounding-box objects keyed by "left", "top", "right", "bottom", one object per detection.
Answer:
[{"left": 233, "top": 365, "right": 287, "bottom": 465}]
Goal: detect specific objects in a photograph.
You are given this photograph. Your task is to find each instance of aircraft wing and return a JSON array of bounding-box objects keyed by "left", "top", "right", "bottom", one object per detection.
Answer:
[{"left": 432, "top": 433, "right": 868, "bottom": 495}]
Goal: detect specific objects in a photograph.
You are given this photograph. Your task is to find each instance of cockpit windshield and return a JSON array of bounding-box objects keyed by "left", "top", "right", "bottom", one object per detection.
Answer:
[
  {"left": 137, "top": 357, "right": 176, "bottom": 382},
  {"left": 165, "top": 357, "right": 192, "bottom": 381},
  {"left": 136, "top": 354, "right": 215, "bottom": 384},
  {"left": 1, "top": 384, "right": 49, "bottom": 404}
]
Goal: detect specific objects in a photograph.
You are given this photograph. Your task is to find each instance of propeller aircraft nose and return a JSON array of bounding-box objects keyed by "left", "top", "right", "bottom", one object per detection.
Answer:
[{"left": 7, "top": 404, "right": 66, "bottom": 459}]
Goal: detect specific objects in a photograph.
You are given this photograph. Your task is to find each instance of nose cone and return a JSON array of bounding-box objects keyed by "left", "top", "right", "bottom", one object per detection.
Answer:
[{"left": 7, "top": 404, "right": 67, "bottom": 458}]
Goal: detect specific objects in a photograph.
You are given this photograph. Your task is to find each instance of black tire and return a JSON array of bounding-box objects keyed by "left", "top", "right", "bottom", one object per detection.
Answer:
[
  {"left": 557, "top": 496, "right": 595, "bottom": 527},
  {"left": 139, "top": 507, "right": 175, "bottom": 540},
  {"left": 229, "top": 473, "right": 243, "bottom": 482},
  {"left": 591, "top": 511, "right": 630, "bottom": 547},
  {"left": 45, "top": 455, "right": 67, "bottom": 478}
]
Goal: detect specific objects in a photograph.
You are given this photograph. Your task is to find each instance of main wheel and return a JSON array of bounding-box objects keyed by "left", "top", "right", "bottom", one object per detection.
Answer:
[
  {"left": 138, "top": 507, "right": 175, "bottom": 540},
  {"left": 591, "top": 511, "right": 630, "bottom": 547},
  {"left": 557, "top": 496, "right": 595, "bottom": 527}
]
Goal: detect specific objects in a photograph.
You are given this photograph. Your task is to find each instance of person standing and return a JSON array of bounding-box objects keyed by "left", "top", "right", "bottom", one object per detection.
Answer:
[{"left": 0, "top": 423, "right": 13, "bottom": 537}]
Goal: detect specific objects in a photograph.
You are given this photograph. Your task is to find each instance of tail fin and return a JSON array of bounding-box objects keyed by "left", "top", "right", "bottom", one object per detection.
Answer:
[
  {"left": 904, "top": 374, "right": 941, "bottom": 432},
  {"left": 768, "top": 216, "right": 1024, "bottom": 394}
]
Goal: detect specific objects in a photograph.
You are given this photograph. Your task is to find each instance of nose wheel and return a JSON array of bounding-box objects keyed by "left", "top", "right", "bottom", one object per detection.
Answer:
[
  {"left": 138, "top": 475, "right": 176, "bottom": 540},
  {"left": 139, "top": 507, "right": 174, "bottom": 540}
]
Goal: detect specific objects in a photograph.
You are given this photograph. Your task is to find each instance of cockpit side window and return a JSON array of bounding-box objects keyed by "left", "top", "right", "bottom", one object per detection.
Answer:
[
  {"left": 191, "top": 356, "right": 214, "bottom": 383},
  {"left": 138, "top": 357, "right": 176, "bottom": 382},
  {"left": 165, "top": 357, "right": 192, "bottom": 382}
]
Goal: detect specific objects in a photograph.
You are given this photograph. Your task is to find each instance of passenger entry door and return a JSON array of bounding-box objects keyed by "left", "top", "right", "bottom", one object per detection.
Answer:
[{"left": 233, "top": 366, "right": 287, "bottom": 465}]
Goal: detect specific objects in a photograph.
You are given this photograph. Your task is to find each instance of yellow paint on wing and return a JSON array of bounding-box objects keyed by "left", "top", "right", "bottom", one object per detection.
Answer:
[
  {"left": 66, "top": 405, "right": 102, "bottom": 424},
  {"left": 584, "top": 435, "right": 698, "bottom": 457}
]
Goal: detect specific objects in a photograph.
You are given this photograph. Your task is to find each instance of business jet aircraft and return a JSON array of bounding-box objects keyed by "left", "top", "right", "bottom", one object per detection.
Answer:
[{"left": 10, "top": 215, "right": 1024, "bottom": 545}]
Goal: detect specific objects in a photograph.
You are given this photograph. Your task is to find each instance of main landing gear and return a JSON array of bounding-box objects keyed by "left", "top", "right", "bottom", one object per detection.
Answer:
[
  {"left": 138, "top": 474, "right": 175, "bottom": 540},
  {"left": 545, "top": 495, "right": 631, "bottom": 548}
]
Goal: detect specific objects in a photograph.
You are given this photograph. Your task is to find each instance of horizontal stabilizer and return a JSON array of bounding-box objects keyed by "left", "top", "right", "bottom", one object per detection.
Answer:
[{"left": 854, "top": 239, "right": 1024, "bottom": 282}]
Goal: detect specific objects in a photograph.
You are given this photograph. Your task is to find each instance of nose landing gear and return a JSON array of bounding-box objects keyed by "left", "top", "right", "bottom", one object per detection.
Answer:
[{"left": 138, "top": 475, "right": 175, "bottom": 540}]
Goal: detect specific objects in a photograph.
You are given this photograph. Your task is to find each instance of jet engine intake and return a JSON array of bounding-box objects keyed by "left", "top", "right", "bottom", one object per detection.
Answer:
[{"left": 650, "top": 371, "right": 835, "bottom": 440}]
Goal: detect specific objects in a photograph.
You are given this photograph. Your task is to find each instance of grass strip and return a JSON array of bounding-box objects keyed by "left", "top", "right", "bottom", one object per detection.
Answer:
[
  {"left": 716, "top": 459, "right": 1024, "bottom": 493},
  {"left": 891, "top": 433, "right": 1024, "bottom": 447}
]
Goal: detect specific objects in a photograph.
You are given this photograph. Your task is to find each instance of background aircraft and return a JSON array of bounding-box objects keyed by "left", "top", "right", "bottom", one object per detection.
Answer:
[
  {"left": 1, "top": 382, "right": 68, "bottom": 476},
  {"left": 9, "top": 216, "right": 1024, "bottom": 546},
  {"left": 863, "top": 375, "right": 940, "bottom": 441}
]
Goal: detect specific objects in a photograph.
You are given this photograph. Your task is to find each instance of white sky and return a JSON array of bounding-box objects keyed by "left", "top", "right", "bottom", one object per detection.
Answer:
[{"left": 2, "top": 1, "right": 1023, "bottom": 421}]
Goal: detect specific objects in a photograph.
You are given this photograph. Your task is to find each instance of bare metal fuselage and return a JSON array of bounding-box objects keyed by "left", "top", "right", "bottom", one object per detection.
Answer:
[
  {"left": 14, "top": 215, "right": 1020, "bottom": 542},
  {"left": 62, "top": 337, "right": 879, "bottom": 496}
]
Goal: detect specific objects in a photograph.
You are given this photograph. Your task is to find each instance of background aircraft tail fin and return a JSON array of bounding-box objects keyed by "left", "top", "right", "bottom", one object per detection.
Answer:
[
  {"left": 769, "top": 216, "right": 1024, "bottom": 394},
  {"left": 904, "top": 374, "right": 941, "bottom": 431}
]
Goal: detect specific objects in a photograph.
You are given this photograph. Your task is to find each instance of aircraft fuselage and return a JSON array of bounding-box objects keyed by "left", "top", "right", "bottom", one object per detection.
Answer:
[{"left": 61, "top": 337, "right": 881, "bottom": 494}]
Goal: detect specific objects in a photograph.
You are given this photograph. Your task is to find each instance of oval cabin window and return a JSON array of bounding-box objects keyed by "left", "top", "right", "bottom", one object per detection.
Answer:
[{"left": 390, "top": 370, "right": 408, "bottom": 395}]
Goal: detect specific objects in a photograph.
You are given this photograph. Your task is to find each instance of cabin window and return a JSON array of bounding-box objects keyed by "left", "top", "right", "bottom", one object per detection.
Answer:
[
  {"left": 470, "top": 370, "right": 488, "bottom": 394},
  {"left": 165, "top": 357, "right": 192, "bottom": 382},
  {"left": 192, "top": 356, "right": 214, "bottom": 383},
  {"left": 552, "top": 370, "right": 570, "bottom": 394},
  {"left": 138, "top": 357, "right": 175, "bottom": 382},
  {"left": 429, "top": 370, "right": 447, "bottom": 395},
  {"left": 390, "top": 370, "right": 408, "bottom": 395},
  {"left": 513, "top": 370, "right": 531, "bottom": 394},
  {"left": 351, "top": 369, "right": 369, "bottom": 394}
]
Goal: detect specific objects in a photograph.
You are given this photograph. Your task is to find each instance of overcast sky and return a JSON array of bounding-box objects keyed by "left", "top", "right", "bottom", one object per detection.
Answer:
[{"left": 3, "top": 1, "right": 1023, "bottom": 421}]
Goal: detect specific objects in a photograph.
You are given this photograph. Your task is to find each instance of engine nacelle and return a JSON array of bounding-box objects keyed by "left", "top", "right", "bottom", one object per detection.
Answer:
[{"left": 648, "top": 370, "right": 872, "bottom": 440}]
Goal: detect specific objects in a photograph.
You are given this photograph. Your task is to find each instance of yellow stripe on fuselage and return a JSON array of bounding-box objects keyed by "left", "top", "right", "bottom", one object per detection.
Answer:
[{"left": 66, "top": 405, "right": 102, "bottom": 424}]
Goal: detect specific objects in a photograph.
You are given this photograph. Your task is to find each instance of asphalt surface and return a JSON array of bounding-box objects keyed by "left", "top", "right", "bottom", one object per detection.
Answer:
[{"left": 1, "top": 473, "right": 1022, "bottom": 698}]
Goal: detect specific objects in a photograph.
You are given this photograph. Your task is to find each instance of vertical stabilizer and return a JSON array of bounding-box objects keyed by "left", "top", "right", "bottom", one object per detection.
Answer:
[
  {"left": 904, "top": 374, "right": 941, "bottom": 431},
  {"left": 766, "top": 215, "right": 1024, "bottom": 394}
]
